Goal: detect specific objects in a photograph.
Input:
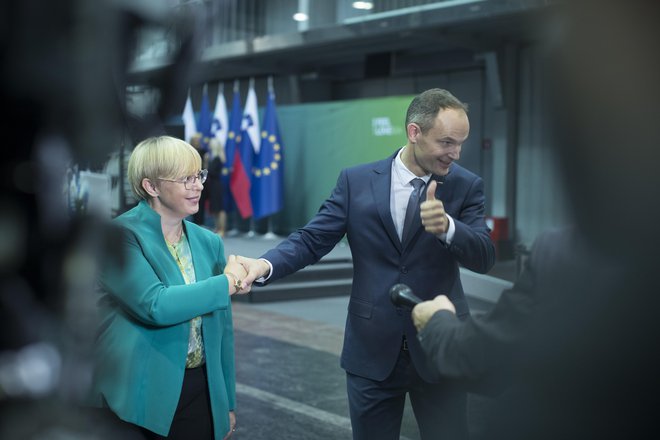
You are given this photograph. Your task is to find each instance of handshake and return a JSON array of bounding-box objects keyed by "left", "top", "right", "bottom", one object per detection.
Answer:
[{"left": 222, "top": 255, "right": 272, "bottom": 295}]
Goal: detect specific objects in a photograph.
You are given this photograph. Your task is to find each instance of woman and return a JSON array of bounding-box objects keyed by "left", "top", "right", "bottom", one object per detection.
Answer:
[{"left": 92, "top": 136, "right": 247, "bottom": 439}]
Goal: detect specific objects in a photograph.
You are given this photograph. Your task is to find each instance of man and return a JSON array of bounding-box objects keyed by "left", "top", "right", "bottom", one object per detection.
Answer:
[{"left": 241, "top": 88, "right": 495, "bottom": 439}]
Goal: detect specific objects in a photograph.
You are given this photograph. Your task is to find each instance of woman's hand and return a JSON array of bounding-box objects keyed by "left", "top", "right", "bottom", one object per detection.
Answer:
[
  {"left": 225, "top": 255, "right": 249, "bottom": 294},
  {"left": 223, "top": 410, "right": 237, "bottom": 439}
]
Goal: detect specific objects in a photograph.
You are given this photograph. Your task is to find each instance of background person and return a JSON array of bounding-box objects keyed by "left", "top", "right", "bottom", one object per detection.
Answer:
[
  {"left": 91, "top": 136, "right": 249, "bottom": 439},
  {"left": 191, "top": 134, "right": 226, "bottom": 235},
  {"left": 239, "top": 89, "right": 495, "bottom": 440},
  {"left": 206, "top": 138, "right": 226, "bottom": 236},
  {"left": 190, "top": 133, "right": 210, "bottom": 227}
]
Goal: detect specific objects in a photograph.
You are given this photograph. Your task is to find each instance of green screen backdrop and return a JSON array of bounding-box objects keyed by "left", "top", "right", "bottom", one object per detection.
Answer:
[{"left": 274, "top": 94, "right": 414, "bottom": 232}]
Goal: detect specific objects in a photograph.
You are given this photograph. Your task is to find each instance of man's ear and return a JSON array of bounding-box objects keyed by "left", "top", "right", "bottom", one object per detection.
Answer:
[
  {"left": 142, "top": 178, "right": 159, "bottom": 198},
  {"left": 407, "top": 123, "right": 421, "bottom": 142}
]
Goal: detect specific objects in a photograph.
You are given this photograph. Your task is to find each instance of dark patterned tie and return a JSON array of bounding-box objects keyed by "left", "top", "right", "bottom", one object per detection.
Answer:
[{"left": 402, "top": 178, "right": 425, "bottom": 243}]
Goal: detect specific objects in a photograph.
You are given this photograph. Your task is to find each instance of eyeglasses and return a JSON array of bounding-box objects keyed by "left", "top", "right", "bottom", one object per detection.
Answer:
[{"left": 157, "top": 169, "right": 208, "bottom": 190}]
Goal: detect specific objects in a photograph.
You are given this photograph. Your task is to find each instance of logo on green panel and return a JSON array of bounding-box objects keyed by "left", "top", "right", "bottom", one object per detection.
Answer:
[{"left": 371, "top": 117, "right": 402, "bottom": 137}]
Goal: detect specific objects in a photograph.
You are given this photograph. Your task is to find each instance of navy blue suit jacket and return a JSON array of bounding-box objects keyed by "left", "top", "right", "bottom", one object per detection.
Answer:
[{"left": 261, "top": 149, "right": 495, "bottom": 382}]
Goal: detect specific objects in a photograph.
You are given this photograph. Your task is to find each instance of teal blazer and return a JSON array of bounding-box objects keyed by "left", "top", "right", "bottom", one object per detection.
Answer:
[{"left": 92, "top": 200, "right": 236, "bottom": 438}]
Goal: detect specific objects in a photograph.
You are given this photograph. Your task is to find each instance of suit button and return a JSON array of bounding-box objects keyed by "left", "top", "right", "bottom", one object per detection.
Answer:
[{"left": 400, "top": 266, "right": 408, "bottom": 274}]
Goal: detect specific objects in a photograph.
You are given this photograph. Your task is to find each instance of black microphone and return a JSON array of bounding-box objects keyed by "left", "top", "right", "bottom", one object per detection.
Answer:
[{"left": 389, "top": 283, "right": 422, "bottom": 309}]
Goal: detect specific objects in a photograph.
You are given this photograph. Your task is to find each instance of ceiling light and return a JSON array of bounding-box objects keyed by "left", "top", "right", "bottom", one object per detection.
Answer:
[
  {"left": 293, "top": 12, "right": 308, "bottom": 21},
  {"left": 352, "top": 1, "right": 374, "bottom": 10}
]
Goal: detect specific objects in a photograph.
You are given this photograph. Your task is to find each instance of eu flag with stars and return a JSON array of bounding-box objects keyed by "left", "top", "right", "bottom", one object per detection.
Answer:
[{"left": 251, "top": 90, "right": 284, "bottom": 219}]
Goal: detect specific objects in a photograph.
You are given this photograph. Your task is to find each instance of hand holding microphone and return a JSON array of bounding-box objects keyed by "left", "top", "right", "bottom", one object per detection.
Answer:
[
  {"left": 390, "top": 283, "right": 456, "bottom": 332},
  {"left": 412, "top": 294, "right": 456, "bottom": 332}
]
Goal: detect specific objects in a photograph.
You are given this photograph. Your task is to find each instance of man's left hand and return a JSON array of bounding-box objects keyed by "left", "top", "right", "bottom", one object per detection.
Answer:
[{"left": 420, "top": 180, "right": 449, "bottom": 235}]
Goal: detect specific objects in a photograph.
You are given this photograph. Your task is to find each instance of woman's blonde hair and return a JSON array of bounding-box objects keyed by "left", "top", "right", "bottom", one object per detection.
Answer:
[{"left": 127, "top": 136, "right": 202, "bottom": 200}]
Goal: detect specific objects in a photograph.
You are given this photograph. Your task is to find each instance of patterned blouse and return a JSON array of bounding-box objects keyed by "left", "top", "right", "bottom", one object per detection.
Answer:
[{"left": 166, "top": 233, "right": 205, "bottom": 368}]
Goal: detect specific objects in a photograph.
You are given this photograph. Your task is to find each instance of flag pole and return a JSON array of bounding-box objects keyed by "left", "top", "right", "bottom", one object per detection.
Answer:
[
  {"left": 246, "top": 218, "right": 258, "bottom": 238},
  {"left": 225, "top": 211, "right": 238, "bottom": 237},
  {"left": 263, "top": 216, "right": 279, "bottom": 240}
]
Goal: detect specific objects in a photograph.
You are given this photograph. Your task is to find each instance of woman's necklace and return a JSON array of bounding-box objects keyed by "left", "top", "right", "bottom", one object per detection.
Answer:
[
  {"left": 166, "top": 225, "right": 183, "bottom": 246},
  {"left": 166, "top": 226, "right": 187, "bottom": 277}
]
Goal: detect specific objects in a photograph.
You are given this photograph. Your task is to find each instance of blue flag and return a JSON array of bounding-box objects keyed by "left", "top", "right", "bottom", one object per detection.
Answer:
[
  {"left": 222, "top": 84, "right": 242, "bottom": 213},
  {"left": 251, "top": 90, "right": 284, "bottom": 219},
  {"left": 196, "top": 85, "right": 212, "bottom": 153}
]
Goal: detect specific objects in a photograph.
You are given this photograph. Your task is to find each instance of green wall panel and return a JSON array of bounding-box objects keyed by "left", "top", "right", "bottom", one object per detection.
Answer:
[{"left": 275, "top": 95, "right": 413, "bottom": 232}]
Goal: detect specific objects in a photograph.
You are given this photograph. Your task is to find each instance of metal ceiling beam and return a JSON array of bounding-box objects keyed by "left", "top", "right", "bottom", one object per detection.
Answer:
[{"left": 128, "top": 0, "right": 558, "bottom": 82}]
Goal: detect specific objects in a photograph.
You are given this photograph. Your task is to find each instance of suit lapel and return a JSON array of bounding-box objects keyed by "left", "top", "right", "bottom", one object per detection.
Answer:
[{"left": 372, "top": 151, "right": 402, "bottom": 253}]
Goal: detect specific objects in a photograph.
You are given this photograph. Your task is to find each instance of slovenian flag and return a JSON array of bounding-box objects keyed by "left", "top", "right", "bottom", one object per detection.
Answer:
[{"left": 230, "top": 81, "right": 259, "bottom": 219}]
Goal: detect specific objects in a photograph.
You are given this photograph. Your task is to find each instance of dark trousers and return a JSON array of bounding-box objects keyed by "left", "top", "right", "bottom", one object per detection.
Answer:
[
  {"left": 346, "top": 345, "right": 468, "bottom": 440},
  {"left": 141, "top": 366, "right": 214, "bottom": 440}
]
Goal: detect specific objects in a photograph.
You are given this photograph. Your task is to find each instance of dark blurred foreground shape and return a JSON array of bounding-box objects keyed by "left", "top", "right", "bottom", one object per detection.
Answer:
[
  {"left": 0, "top": 0, "right": 200, "bottom": 437},
  {"left": 477, "top": 1, "right": 660, "bottom": 438}
]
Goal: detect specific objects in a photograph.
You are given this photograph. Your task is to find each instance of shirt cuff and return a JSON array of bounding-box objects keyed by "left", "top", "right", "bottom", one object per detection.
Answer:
[
  {"left": 256, "top": 258, "right": 273, "bottom": 283},
  {"left": 437, "top": 214, "right": 455, "bottom": 244}
]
